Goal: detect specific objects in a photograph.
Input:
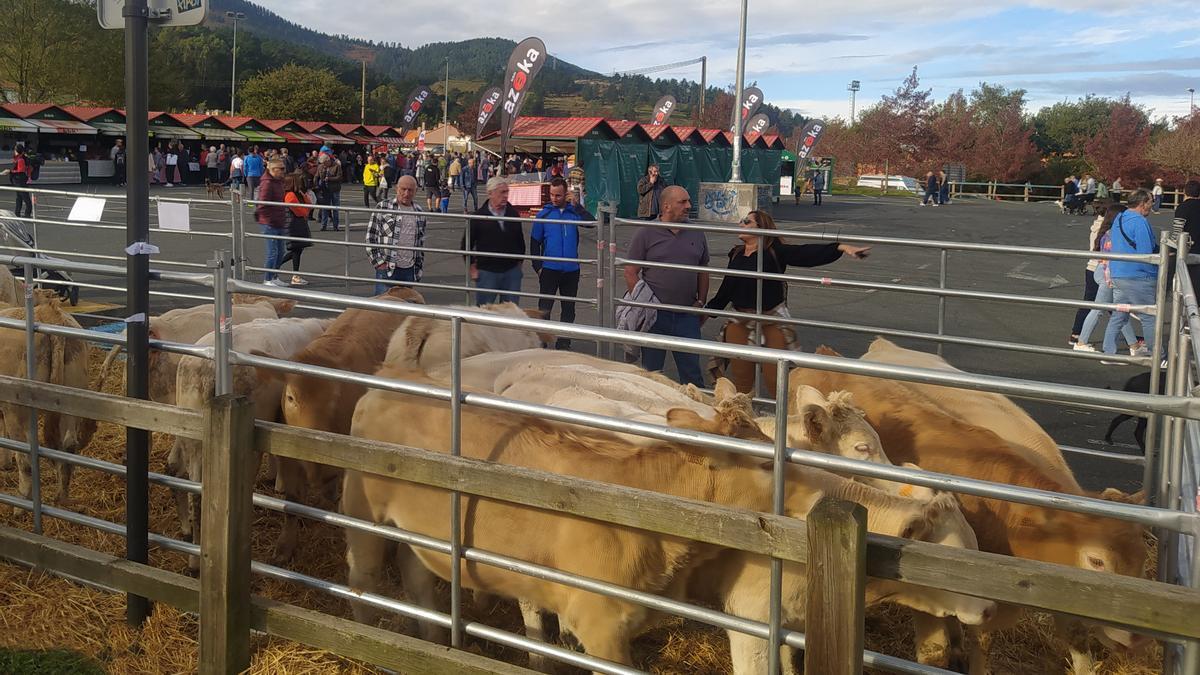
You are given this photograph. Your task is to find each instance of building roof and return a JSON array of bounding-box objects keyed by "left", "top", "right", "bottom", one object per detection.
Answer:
[
  {"left": 215, "top": 115, "right": 255, "bottom": 129},
  {"left": 606, "top": 120, "right": 638, "bottom": 136},
  {"left": 0, "top": 103, "right": 54, "bottom": 118},
  {"left": 641, "top": 123, "right": 677, "bottom": 142},
  {"left": 61, "top": 106, "right": 119, "bottom": 122},
  {"left": 698, "top": 129, "right": 724, "bottom": 143},
  {"left": 364, "top": 124, "right": 399, "bottom": 137},
  {"left": 295, "top": 120, "right": 337, "bottom": 133},
  {"left": 171, "top": 112, "right": 212, "bottom": 127},
  {"left": 330, "top": 122, "right": 369, "bottom": 136},
  {"left": 509, "top": 116, "right": 610, "bottom": 140},
  {"left": 257, "top": 118, "right": 297, "bottom": 131},
  {"left": 670, "top": 125, "right": 699, "bottom": 141}
]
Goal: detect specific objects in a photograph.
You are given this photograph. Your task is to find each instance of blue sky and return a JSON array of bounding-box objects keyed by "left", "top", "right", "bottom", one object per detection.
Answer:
[{"left": 259, "top": 0, "right": 1200, "bottom": 121}]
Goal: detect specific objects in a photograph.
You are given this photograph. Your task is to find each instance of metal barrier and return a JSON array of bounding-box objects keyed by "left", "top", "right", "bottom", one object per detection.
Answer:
[{"left": 4, "top": 197, "right": 1200, "bottom": 673}]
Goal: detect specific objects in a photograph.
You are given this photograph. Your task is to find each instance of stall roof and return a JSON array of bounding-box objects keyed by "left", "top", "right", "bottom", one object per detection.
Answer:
[
  {"left": 0, "top": 117, "right": 38, "bottom": 132},
  {"left": 698, "top": 129, "right": 726, "bottom": 144},
  {"left": 294, "top": 120, "right": 354, "bottom": 144},
  {"left": 670, "top": 126, "right": 703, "bottom": 143},
  {"left": 61, "top": 106, "right": 120, "bottom": 122},
  {"left": 509, "top": 116, "right": 612, "bottom": 140},
  {"left": 364, "top": 124, "right": 400, "bottom": 138},
  {"left": 330, "top": 123, "right": 370, "bottom": 137},
  {"left": 148, "top": 112, "right": 202, "bottom": 139},
  {"left": 606, "top": 120, "right": 638, "bottom": 136},
  {"left": 90, "top": 122, "right": 128, "bottom": 136},
  {"left": 0, "top": 103, "right": 54, "bottom": 119},
  {"left": 30, "top": 119, "right": 97, "bottom": 135},
  {"left": 173, "top": 113, "right": 247, "bottom": 142},
  {"left": 641, "top": 123, "right": 679, "bottom": 143},
  {"left": 257, "top": 119, "right": 323, "bottom": 143}
]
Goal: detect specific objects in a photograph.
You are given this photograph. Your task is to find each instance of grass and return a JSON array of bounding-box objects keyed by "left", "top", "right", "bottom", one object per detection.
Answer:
[
  {"left": 828, "top": 185, "right": 921, "bottom": 198},
  {"left": 0, "top": 649, "right": 106, "bottom": 674}
]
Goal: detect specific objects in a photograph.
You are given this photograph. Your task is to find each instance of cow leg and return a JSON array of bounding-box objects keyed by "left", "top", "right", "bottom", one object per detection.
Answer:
[
  {"left": 726, "top": 630, "right": 771, "bottom": 675},
  {"left": 345, "top": 525, "right": 390, "bottom": 627},
  {"left": 519, "top": 598, "right": 556, "bottom": 673},
  {"left": 272, "top": 458, "right": 307, "bottom": 564},
  {"left": 3, "top": 406, "right": 33, "bottom": 502},
  {"left": 915, "top": 613, "right": 968, "bottom": 671},
  {"left": 187, "top": 445, "right": 203, "bottom": 574},
  {"left": 560, "top": 597, "right": 639, "bottom": 670},
  {"left": 398, "top": 545, "right": 447, "bottom": 644}
]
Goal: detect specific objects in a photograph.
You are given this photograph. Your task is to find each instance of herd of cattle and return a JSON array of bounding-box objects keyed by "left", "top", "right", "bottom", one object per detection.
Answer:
[{"left": 0, "top": 263, "right": 1154, "bottom": 675}]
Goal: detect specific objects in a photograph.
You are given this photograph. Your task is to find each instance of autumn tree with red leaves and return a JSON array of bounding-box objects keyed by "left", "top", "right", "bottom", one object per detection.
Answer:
[{"left": 1084, "top": 96, "right": 1152, "bottom": 183}]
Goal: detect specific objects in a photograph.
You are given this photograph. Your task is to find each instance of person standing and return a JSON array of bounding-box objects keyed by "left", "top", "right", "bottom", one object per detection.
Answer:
[
  {"left": 1074, "top": 205, "right": 1141, "bottom": 356},
  {"left": 811, "top": 170, "right": 825, "bottom": 206},
  {"left": 1112, "top": 177, "right": 1124, "bottom": 203},
  {"left": 624, "top": 186, "right": 708, "bottom": 387},
  {"left": 278, "top": 171, "right": 314, "bottom": 286},
  {"left": 380, "top": 155, "right": 397, "bottom": 202},
  {"left": 255, "top": 159, "right": 290, "bottom": 286},
  {"left": 229, "top": 150, "right": 244, "bottom": 193},
  {"left": 205, "top": 146, "right": 219, "bottom": 183},
  {"left": 637, "top": 164, "right": 667, "bottom": 219},
  {"left": 110, "top": 138, "right": 126, "bottom": 186},
  {"left": 705, "top": 210, "right": 869, "bottom": 395},
  {"left": 362, "top": 154, "right": 382, "bottom": 209},
  {"left": 922, "top": 171, "right": 939, "bottom": 206},
  {"left": 1104, "top": 189, "right": 1161, "bottom": 360},
  {"left": 423, "top": 158, "right": 441, "bottom": 210},
  {"left": 165, "top": 145, "right": 180, "bottom": 186},
  {"left": 367, "top": 175, "right": 427, "bottom": 295},
  {"left": 448, "top": 153, "right": 462, "bottom": 190},
  {"left": 243, "top": 146, "right": 264, "bottom": 198},
  {"left": 316, "top": 151, "right": 345, "bottom": 231},
  {"left": 463, "top": 177, "right": 524, "bottom": 305},
  {"left": 938, "top": 170, "right": 950, "bottom": 205},
  {"left": 2, "top": 145, "right": 34, "bottom": 218},
  {"left": 531, "top": 177, "right": 595, "bottom": 349},
  {"left": 1152, "top": 178, "right": 1164, "bottom": 214},
  {"left": 1176, "top": 180, "right": 1200, "bottom": 293},
  {"left": 461, "top": 156, "right": 479, "bottom": 212}
]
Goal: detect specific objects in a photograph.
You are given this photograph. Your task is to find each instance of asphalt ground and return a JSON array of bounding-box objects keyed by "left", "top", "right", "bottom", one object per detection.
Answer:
[{"left": 5, "top": 182, "right": 1167, "bottom": 493}]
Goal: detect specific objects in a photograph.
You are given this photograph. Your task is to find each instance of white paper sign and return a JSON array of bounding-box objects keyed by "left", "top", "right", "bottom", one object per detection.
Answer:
[
  {"left": 157, "top": 200, "right": 191, "bottom": 232},
  {"left": 67, "top": 196, "right": 106, "bottom": 222}
]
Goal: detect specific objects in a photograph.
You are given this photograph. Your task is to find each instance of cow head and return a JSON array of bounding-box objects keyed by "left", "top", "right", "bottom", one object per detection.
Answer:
[
  {"left": 786, "top": 386, "right": 887, "bottom": 464},
  {"left": 231, "top": 293, "right": 297, "bottom": 316},
  {"left": 376, "top": 286, "right": 426, "bottom": 304},
  {"left": 666, "top": 386, "right": 769, "bottom": 443}
]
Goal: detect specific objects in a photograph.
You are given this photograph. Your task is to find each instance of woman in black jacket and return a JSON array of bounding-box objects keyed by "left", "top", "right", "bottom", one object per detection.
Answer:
[{"left": 705, "top": 210, "right": 870, "bottom": 396}]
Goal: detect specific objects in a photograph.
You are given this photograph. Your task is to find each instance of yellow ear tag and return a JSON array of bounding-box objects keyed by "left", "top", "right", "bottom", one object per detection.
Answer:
[{"left": 899, "top": 484, "right": 914, "bottom": 498}]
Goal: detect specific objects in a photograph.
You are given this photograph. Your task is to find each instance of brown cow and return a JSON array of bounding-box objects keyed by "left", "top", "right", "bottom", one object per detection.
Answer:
[
  {"left": 792, "top": 347, "right": 1147, "bottom": 673},
  {"left": 271, "top": 286, "right": 424, "bottom": 562},
  {"left": 0, "top": 301, "right": 97, "bottom": 505}
]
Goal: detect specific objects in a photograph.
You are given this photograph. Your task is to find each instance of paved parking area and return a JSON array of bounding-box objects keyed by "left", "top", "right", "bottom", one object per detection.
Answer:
[{"left": 14, "top": 183, "right": 1166, "bottom": 492}]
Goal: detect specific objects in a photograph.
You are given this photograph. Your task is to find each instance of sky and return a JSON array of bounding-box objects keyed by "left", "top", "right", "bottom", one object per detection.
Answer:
[{"left": 257, "top": 0, "right": 1200, "bottom": 121}]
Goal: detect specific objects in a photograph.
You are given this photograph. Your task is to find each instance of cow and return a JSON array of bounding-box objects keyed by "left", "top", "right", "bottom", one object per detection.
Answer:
[
  {"left": 383, "top": 302, "right": 552, "bottom": 370},
  {"left": 859, "top": 337, "right": 1073, "bottom": 482},
  {"left": 0, "top": 301, "right": 97, "bottom": 506},
  {"left": 754, "top": 385, "right": 891, "bottom": 473},
  {"left": 171, "top": 317, "right": 328, "bottom": 555},
  {"left": 270, "top": 286, "right": 424, "bottom": 562},
  {"left": 792, "top": 347, "right": 1148, "bottom": 673},
  {"left": 345, "top": 363, "right": 994, "bottom": 671},
  {"left": 97, "top": 296, "right": 294, "bottom": 402},
  {"left": 0, "top": 266, "right": 19, "bottom": 307}
]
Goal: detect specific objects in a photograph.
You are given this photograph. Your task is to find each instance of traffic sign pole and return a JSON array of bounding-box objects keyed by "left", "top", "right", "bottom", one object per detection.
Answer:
[{"left": 123, "top": 0, "right": 152, "bottom": 627}]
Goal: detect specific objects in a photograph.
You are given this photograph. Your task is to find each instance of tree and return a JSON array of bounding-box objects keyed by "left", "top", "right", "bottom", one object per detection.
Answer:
[
  {"left": 1148, "top": 112, "right": 1200, "bottom": 182},
  {"left": 855, "top": 67, "right": 937, "bottom": 174},
  {"left": 1084, "top": 97, "right": 1152, "bottom": 182},
  {"left": 972, "top": 105, "right": 1039, "bottom": 181},
  {"left": 367, "top": 84, "right": 405, "bottom": 126},
  {"left": 239, "top": 64, "right": 355, "bottom": 121},
  {"left": 930, "top": 90, "right": 976, "bottom": 165},
  {"left": 699, "top": 88, "right": 734, "bottom": 130},
  {"left": 1032, "top": 96, "right": 1114, "bottom": 156}
]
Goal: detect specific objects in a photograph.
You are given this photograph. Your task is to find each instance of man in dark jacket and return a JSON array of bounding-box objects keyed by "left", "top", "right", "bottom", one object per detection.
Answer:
[
  {"left": 462, "top": 176, "right": 524, "bottom": 305},
  {"left": 461, "top": 157, "right": 479, "bottom": 212},
  {"left": 531, "top": 177, "right": 595, "bottom": 348},
  {"left": 316, "top": 151, "right": 345, "bottom": 231},
  {"left": 1176, "top": 180, "right": 1200, "bottom": 293},
  {"left": 424, "top": 159, "right": 442, "bottom": 210},
  {"left": 636, "top": 163, "right": 667, "bottom": 219}
]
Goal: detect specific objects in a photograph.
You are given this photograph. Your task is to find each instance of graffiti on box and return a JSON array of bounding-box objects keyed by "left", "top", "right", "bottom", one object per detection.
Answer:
[{"left": 703, "top": 188, "right": 738, "bottom": 218}]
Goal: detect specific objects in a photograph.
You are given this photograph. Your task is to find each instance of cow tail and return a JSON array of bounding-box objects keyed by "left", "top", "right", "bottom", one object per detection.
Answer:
[
  {"left": 49, "top": 333, "right": 68, "bottom": 388},
  {"left": 401, "top": 316, "right": 434, "bottom": 366},
  {"left": 97, "top": 343, "right": 124, "bottom": 391}
]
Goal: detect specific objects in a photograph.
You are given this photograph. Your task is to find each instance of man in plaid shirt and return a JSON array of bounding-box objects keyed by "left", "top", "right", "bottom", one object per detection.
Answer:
[{"left": 366, "top": 175, "right": 427, "bottom": 294}]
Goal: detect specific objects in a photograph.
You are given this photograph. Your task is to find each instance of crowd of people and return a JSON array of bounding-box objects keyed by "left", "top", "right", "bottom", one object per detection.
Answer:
[{"left": 1055, "top": 174, "right": 1175, "bottom": 215}]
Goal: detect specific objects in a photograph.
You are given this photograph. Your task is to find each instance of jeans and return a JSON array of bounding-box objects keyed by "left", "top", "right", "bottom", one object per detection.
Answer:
[
  {"left": 1072, "top": 267, "right": 1100, "bottom": 336},
  {"left": 375, "top": 265, "right": 416, "bottom": 295},
  {"left": 642, "top": 310, "right": 704, "bottom": 387},
  {"left": 364, "top": 186, "right": 378, "bottom": 208},
  {"left": 463, "top": 185, "right": 478, "bottom": 211},
  {"left": 475, "top": 266, "right": 523, "bottom": 305},
  {"left": 246, "top": 175, "right": 261, "bottom": 200},
  {"left": 1153, "top": 194, "right": 1163, "bottom": 211},
  {"left": 537, "top": 268, "right": 580, "bottom": 348},
  {"left": 1105, "top": 276, "right": 1158, "bottom": 357},
  {"left": 1082, "top": 268, "right": 1139, "bottom": 351},
  {"left": 261, "top": 225, "right": 288, "bottom": 281},
  {"left": 12, "top": 181, "right": 32, "bottom": 218},
  {"left": 320, "top": 191, "right": 342, "bottom": 230},
  {"left": 812, "top": 188, "right": 822, "bottom": 205}
]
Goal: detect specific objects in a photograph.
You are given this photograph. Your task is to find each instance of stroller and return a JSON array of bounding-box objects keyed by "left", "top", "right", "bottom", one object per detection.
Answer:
[{"left": 0, "top": 208, "right": 80, "bottom": 305}]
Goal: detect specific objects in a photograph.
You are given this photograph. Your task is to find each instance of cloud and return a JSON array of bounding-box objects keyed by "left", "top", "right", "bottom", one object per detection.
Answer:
[
  {"left": 946, "top": 56, "right": 1200, "bottom": 78},
  {"left": 756, "top": 32, "right": 871, "bottom": 46},
  {"left": 1010, "top": 72, "right": 1200, "bottom": 98}
]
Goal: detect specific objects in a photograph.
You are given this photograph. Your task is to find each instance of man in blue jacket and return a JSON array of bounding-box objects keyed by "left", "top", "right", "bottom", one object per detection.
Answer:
[
  {"left": 1105, "top": 188, "right": 1160, "bottom": 360},
  {"left": 243, "top": 146, "right": 264, "bottom": 199},
  {"left": 531, "top": 177, "right": 595, "bottom": 349}
]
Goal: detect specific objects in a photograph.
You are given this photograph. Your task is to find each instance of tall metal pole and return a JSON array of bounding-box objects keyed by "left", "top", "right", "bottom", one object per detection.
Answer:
[
  {"left": 698, "top": 56, "right": 707, "bottom": 123},
  {"left": 443, "top": 57, "right": 450, "bottom": 150},
  {"left": 123, "top": 0, "right": 152, "bottom": 627},
  {"left": 361, "top": 60, "right": 367, "bottom": 125},
  {"left": 229, "top": 15, "right": 238, "bottom": 115},
  {"left": 729, "top": 0, "right": 748, "bottom": 183}
]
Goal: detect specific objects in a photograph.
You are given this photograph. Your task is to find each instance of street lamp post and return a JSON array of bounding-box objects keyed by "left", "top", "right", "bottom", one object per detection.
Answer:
[
  {"left": 729, "top": 0, "right": 749, "bottom": 183},
  {"left": 443, "top": 56, "right": 450, "bottom": 151},
  {"left": 1189, "top": 87, "right": 1196, "bottom": 113},
  {"left": 848, "top": 80, "right": 861, "bottom": 125},
  {"left": 226, "top": 11, "right": 246, "bottom": 115}
]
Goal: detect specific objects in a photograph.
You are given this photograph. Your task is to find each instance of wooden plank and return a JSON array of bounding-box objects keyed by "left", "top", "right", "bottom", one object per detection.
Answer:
[
  {"left": 0, "top": 373, "right": 204, "bottom": 439},
  {"left": 199, "top": 395, "right": 256, "bottom": 675},
  {"left": 258, "top": 422, "right": 811, "bottom": 564},
  {"left": 804, "top": 498, "right": 866, "bottom": 675},
  {"left": 0, "top": 526, "right": 538, "bottom": 675},
  {"left": 864, "top": 533, "right": 1200, "bottom": 640},
  {"left": 259, "top": 423, "right": 1200, "bottom": 639},
  {"left": 252, "top": 597, "right": 538, "bottom": 675}
]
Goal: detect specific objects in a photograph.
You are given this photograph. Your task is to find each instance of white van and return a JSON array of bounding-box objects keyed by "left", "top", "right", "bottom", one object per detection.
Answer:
[{"left": 856, "top": 174, "right": 921, "bottom": 192}]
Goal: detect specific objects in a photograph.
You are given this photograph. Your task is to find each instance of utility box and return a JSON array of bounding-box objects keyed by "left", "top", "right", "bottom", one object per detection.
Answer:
[{"left": 699, "top": 182, "right": 772, "bottom": 223}]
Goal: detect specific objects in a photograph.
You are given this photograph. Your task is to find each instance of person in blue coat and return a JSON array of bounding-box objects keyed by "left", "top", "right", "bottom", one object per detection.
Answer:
[
  {"left": 1104, "top": 188, "right": 1161, "bottom": 360},
  {"left": 530, "top": 176, "right": 595, "bottom": 349}
]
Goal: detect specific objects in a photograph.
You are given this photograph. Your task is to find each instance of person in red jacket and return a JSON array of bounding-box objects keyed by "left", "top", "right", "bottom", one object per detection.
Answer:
[
  {"left": 255, "top": 159, "right": 290, "bottom": 285},
  {"left": 2, "top": 146, "right": 34, "bottom": 218}
]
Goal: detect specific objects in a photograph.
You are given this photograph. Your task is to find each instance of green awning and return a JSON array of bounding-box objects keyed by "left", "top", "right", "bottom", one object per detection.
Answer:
[
  {"left": 150, "top": 125, "right": 202, "bottom": 139},
  {"left": 781, "top": 150, "right": 796, "bottom": 162},
  {"left": 233, "top": 130, "right": 284, "bottom": 143}
]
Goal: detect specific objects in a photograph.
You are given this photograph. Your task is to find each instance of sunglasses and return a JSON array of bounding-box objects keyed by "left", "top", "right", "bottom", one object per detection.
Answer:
[{"left": 740, "top": 217, "right": 755, "bottom": 225}]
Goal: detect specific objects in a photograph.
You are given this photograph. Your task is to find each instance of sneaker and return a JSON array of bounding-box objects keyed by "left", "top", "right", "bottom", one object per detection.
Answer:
[
  {"left": 1131, "top": 346, "right": 1151, "bottom": 357},
  {"left": 1054, "top": 200, "right": 1062, "bottom": 209},
  {"left": 1069, "top": 334, "right": 1080, "bottom": 346},
  {"left": 165, "top": 183, "right": 174, "bottom": 187},
  {"left": 1072, "top": 343, "right": 1096, "bottom": 352},
  {"left": 290, "top": 275, "right": 309, "bottom": 286},
  {"left": 266, "top": 278, "right": 289, "bottom": 287}
]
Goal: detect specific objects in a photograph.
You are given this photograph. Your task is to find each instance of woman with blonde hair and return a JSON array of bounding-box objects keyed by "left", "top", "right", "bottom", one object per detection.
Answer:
[{"left": 705, "top": 210, "right": 870, "bottom": 396}]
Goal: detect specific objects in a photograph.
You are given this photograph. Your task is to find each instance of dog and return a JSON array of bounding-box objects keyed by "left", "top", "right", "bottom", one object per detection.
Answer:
[
  {"left": 205, "top": 180, "right": 225, "bottom": 199},
  {"left": 1104, "top": 371, "right": 1157, "bottom": 452}
]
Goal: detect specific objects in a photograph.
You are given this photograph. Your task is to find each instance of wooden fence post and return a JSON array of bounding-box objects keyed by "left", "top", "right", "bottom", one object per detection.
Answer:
[
  {"left": 200, "top": 395, "right": 256, "bottom": 675},
  {"left": 804, "top": 498, "right": 866, "bottom": 675}
]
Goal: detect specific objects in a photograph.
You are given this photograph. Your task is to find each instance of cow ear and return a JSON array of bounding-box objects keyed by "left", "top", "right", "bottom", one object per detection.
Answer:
[
  {"left": 273, "top": 299, "right": 297, "bottom": 316},
  {"left": 147, "top": 326, "right": 160, "bottom": 341},
  {"left": 801, "top": 404, "right": 831, "bottom": 441},
  {"left": 1016, "top": 506, "right": 1053, "bottom": 530},
  {"left": 666, "top": 407, "right": 709, "bottom": 431},
  {"left": 713, "top": 377, "right": 737, "bottom": 402}
]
